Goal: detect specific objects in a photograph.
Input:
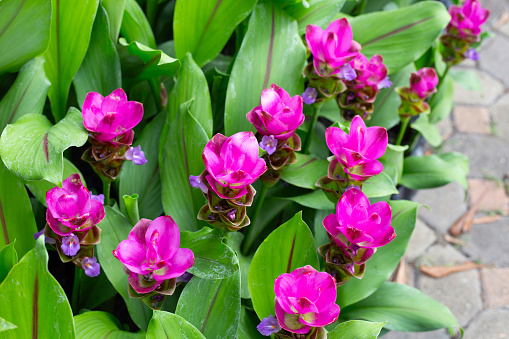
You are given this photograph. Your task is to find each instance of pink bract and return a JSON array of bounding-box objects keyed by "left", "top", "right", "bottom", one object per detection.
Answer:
[
  {"left": 46, "top": 174, "right": 105, "bottom": 236},
  {"left": 274, "top": 265, "right": 340, "bottom": 334},
  {"left": 449, "top": 0, "right": 489, "bottom": 36},
  {"left": 325, "top": 116, "right": 387, "bottom": 179},
  {"left": 323, "top": 188, "right": 395, "bottom": 249},
  {"left": 349, "top": 54, "right": 388, "bottom": 90},
  {"left": 246, "top": 84, "right": 304, "bottom": 141},
  {"left": 82, "top": 88, "right": 143, "bottom": 143},
  {"left": 113, "top": 216, "right": 195, "bottom": 294},
  {"left": 203, "top": 132, "right": 267, "bottom": 198},
  {"left": 306, "top": 18, "right": 361, "bottom": 77},
  {"left": 409, "top": 68, "right": 439, "bottom": 99}
]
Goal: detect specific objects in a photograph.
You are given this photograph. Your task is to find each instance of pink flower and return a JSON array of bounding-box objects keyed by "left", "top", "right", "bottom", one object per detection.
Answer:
[
  {"left": 325, "top": 116, "right": 387, "bottom": 180},
  {"left": 409, "top": 68, "right": 439, "bottom": 99},
  {"left": 82, "top": 88, "right": 143, "bottom": 143},
  {"left": 246, "top": 84, "right": 304, "bottom": 141},
  {"left": 348, "top": 54, "right": 390, "bottom": 90},
  {"left": 448, "top": 0, "right": 489, "bottom": 36},
  {"left": 46, "top": 174, "right": 105, "bottom": 236},
  {"left": 323, "top": 187, "right": 395, "bottom": 249},
  {"left": 203, "top": 132, "right": 267, "bottom": 199},
  {"left": 113, "top": 216, "right": 195, "bottom": 294},
  {"left": 274, "top": 265, "right": 340, "bottom": 334},
  {"left": 306, "top": 18, "right": 361, "bottom": 77}
]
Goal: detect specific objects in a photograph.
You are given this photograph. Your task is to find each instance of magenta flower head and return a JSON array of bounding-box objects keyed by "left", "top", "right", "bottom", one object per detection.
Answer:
[
  {"left": 306, "top": 18, "right": 361, "bottom": 77},
  {"left": 325, "top": 116, "right": 388, "bottom": 180},
  {"left": 323, "top": 187, "right": 395, "bottom": 250},
  {"left": 246, "top": 84, "right": 304, "bottom": 141},
  {"left": 46, "top": 174, "right": 105, "bottom": 236},
  {"left": 113, "top": 216, "right": 194, "bottom": 294},
  {"left": 348, "top": 54, "right": 390, "bottom": 90},
  {"left": 448, "top": 0, "right": 489, "bottom": 36},
  {"left": 82, "top": 88, "right": 143, "bottom": 144},
  {"left": 409, "top": 68, "right": 439, "bottom": 99},
  {"left": 274, "top": 265, "right": 340, "bottom": 334},
  {"left": 203, "top": 132, "right": 267, "bottom": 199}
]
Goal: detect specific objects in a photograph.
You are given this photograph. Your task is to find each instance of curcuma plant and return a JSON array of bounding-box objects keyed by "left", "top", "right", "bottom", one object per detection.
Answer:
[{"left": 0, "top": 0, "right": 489, "bottom": 338}]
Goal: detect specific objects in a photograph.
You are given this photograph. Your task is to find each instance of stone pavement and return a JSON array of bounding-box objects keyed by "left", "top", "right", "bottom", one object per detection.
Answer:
[{"left": 385, "top": 1, "right": 509, "bottom": 338}]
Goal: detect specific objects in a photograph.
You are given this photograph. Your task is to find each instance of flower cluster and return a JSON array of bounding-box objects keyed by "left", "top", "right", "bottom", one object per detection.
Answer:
[
  {"left": 396, "top": 68, "right": 439, "bottom": 119},
  {"left": 440, "top": 0, "right": 489, "bottom": 66}
]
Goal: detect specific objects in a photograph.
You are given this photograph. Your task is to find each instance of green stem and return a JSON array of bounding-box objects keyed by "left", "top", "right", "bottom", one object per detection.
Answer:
[
  {"left": 303, "top": 103, "right": 322, "bottom": 154},
  {"left": 149, "top": 78, "right": 163, "bottom": 113},
  {"left": 102, "top": 178, "right": 111, "bottom": 207},
  {"left": 241, "top": 183, "right": 268, "bottom": 256},
  {"left": 428, "top": 65, "right": 450, "bottom": 108},
  {"left": 354, "top": 0, "right": 367, "bottom": 15},
  {"left": 395, "top": 116, "right": 411, "bottom": 146},
  {"left": 72, "top": 266, "right": 81, "bottom": 312}
]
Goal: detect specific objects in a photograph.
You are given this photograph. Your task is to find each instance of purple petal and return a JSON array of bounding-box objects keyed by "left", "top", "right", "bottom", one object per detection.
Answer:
[
  {"left": 302, "top": 87, "right": 317, "bottom": 105},
  {"left": 338, "top": 63, "right": 357, "bottom": 81},
  {"left": 189, "top": 175, "right": 208, "bottom": 194},
  {"left": 89, "top": 192, "right": 105, "bottom": 205},
  {"left": 125, "top": 145, "right": 148, "bottom": 165},
  {"left": 257, "top": 314, "right": 281, "bottom": 336},
  {"left": 83, "top": 257, "right": 101, "bottom": 277},
  {"left": 378, "top": 76, "right": 392, "bottom": 89},
  {"left": 61, "top": 234, "right": 80, "bottom": 257},
  {"left": 465, "top": 48, "right": 479, "bottom": 61},
  {"left": 259, "top": 135, "right": 277, "bottom": 155}
]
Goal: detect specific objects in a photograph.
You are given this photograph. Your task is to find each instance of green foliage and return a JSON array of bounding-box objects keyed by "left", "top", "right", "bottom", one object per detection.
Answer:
[
  {"left": 146, "top": 311, "right": 205, "bottom": 339},
  {"left": 75, "top": 311, "right": 144, "bottom": 339},
  {"left": 329, "top": 320, "right": 386, "bottom": 339},
  {"left": 0, "top": 243, "right": 17, "bottom": 284}
]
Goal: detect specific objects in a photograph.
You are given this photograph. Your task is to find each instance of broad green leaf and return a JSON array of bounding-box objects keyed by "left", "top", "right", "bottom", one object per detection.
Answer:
[
  {"left": 227, "top": 232, "right": 252, "bottom": 299},
  {"left": 97, "top": 207, "right": 152, "bottom": 330},
  {"left": 349, "top": 1, "right": 450, "bottom": 73},
  {"left": 176, "top": 272, "right": 241, "bottom": 339},
  {"left": 146, "top": 311, "right": 205, "bottom": 339},
  {"left": 411, "top": 114, "right": 442, "bottom": 148},
  {"left": 225, "top": 0, "right": 307, "bottom": 135},
  {"left": 284, "top": 0, "right": 346, "bottom": 34},
  {"left": 74, "top": 4, "right": 122, "bottom": 107},
  {"left": 341, "top": 282, "right": 459, "bottom": 332},
  {"left": 0, "top": 243, "right": 17, "bottom": 284},
  {"left": 0, "top": 237, "right": 74, "bottom": 338},
  {"left": 337, "top": 200, "right": 419, "bottom": 307},
  {"left": 0, "top": 57, "right": 50, "bottom": 132},
  {"left": 0, "top": 0, "right": 51, "bottom": 73},
  {"left": 75, "top": 311, "right": 144, "bottom": 339},
  {"left": 0, "top": 107, "right": 88, "bottom": 185},
  {"left": 174, "top": 0, "right": 257, "bottom": 67},
  {"left": 119, "top": 114, "right": 164, "bottom": 220},
  {"left": 180, "top": 227, "right": 239, "bottom": 280},
  {"left": 0, "top": 317, "right": 16, "bottom": 333},
  {"left": 159, "top": 101, "right": 209, "bottom": 232},
  {"left": 318, "top": 99, "right": 341, "bottom": 122},
  {"left": 249, "top": 212, "right": 319, "bottom": 320},
  {"left": 379, "top": 144, "right": 408, "bottom": 185},
  {"left": 26, "top": 158, "right": 86, "bottom": 207},
  {"left": 0, "top": 159, "right": 37, "bottom": 258},
  {"left": 120, "top": 0, "right": 156, "bottom": 48},
  {"left": 286, "top": 189, "right": 335, "bottom": 210},
  {"left": 429, "top": 75, "right": 454, "bottom": 124},
  {"left": 281, "top": 153, "right": 329, "bottom": 189},
  {"left": 78, "top": 271, "right": 118, "bottom": 311},
  {"left": 368, "top": 63, "right": 415, "bottom": 129},
  {"left": 102, "top": 0, "right": 126, "bottom": 43},
  {"left": 237, "top": 306, "right": 264, "bottom": 339},
  {"left": 329, "top": 320, "right": 386, "bottom": 339},
  {"left": 44, "top": 0, "right": 99, "bottom": 121},
  {"left": 450, "top": 69, "right": 481, "bottom": 92},
  {"left": 122, "top": 194, "right": 140, "bottom": 225},
  {"left": 362, "top": 171, "right": 399, "bottom": 198},
  {"left": 400, "top": 152, "right": 469, "bottom": 190}
]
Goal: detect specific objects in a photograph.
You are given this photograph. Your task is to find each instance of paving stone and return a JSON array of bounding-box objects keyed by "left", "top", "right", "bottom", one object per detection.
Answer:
[
  {"left": 414, "top": 183, "right": 467, "bottom": 234},
  {"left": 460, "top": 217, "right": 509, "bottom": 267},
  {"left": 468, "top": 179, "right": 509, "bottom": 214},
  {"left": 383, "top": 329, "right": 450, "bottom": 339},
  {"left": 453, "top": 69, "right": 504, "bottom": 105},
  {"left": 482, "top": 0, "right": 509, "bottom": 27},
  {"left": 464, "top": 310, "right": 509, "bottom": 338},
  {"left": 436, "top": 117, "right": 454, "bottom": 141},
  {"left": 442, "top": 134, "right": 509, "bottom": 179},
  {"left": 479, "top": 35, "right": 509, "bottom": 87},
  {"left": 452, "top": 106, "right": 491, "bottom": 134},
  {"left": 500, "top": 20, "right": 509, "bottom": 37},
  {"left": 406, "top": 219, "right": 437, "bottom": 262},
  {"left": 419, "top": 243, "right": 469, "bottom": 266},
  {"left": 481, "top": 267, "right": 509, "bottom": 308},
  {"left": 492, "top": 93, "right": 509, "bottom": 143}
]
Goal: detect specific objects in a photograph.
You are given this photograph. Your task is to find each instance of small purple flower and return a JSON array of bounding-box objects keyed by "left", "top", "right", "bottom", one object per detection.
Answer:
[
  {"left": 465, "top": 48, "right": 479, "bottom": 61},
  {"left": 176, "top": 272, "right": 193, "bottom": 283},
  {"left": 89, "top": 192, "right": 105, "bottom": 204},
  {"left": 338, "top": 63, "right": 357, "bottom": 81},
  {"left": 302, "top": 87, "right": 317, "bottom": 105},
  {"left": 378, "top": 76, "right": 392, "bottom": 89},
  {"left": 82, "top": 257, "right": 101, "bottom": 277},
  {"left": 189, "top": 175, "right": 208, "bottom": 194},
  {"left": 259, "top": 135, "right": 277, "bottom": 155},
  {"left": 125, "top": 145, "right": 148, "bottom": 165},
  {"left": 33, "top": 230, "right": 56, "bottom": 244},
  {"left": 61, "top": 234, "right": 80, "bottom": 257},
  {"left": 257, "top": 314, "right": 281, "bottom": 336}
]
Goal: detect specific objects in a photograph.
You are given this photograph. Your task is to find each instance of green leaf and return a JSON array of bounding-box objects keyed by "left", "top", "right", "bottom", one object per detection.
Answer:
[
  {"left": 411, "top": 114, "right": 442, "bottom": 148},
  {"left": 227, "top": 232, "right": 252, "bottom": 299},
  {"left": 44, "top": 0, "right": 99, "bottom": 121},
  {"left": 341, "top": 282, "right": 459, "bottom": 332},
  {"left": 176, "top": 272, "right": 241, "bottom": 339},
  {"left": 450, "top": 69, "right": 481, "bottom": 92},
  {"left": 0, "top": 316, "right": 16, "bottom": 333},
  {"left": 0, "top": 242, "right": 17, "bottom": 284},
  {"left": 0, "top": 107, "right": 88, "bottom": 185},
  {"left": 123, "top": 194, "right": 140, "bottom": 225},
  {"left": 280, "top": 153, "right": 329, "bottom": 189},
  {"left": 379, "top": 144, "right": 408, "bottom": 185},
  {"left": 97, "top": 207, "right": 152, "bottom": 330},
  {"left": 283, "top": 0, "right": 346, "bottom": 34},
  {"left": 0, "top": 57, "right": 50, "bottom": 133},
  {"left": 249, "top": 212, "right": 319, "bottom": 320},
  {"left": 224, "top": 0, "right": 307, "bottom": 135},
  {"left": 286, "top": 189, "right": 335, "bottom": 210},
  {"left": 349, "top": 1, "right": 450, "bottom": 73},
  {"left": 146, "top": 311, "right": 205, "bottom": 339},
  {"left": 180, "top": 227, "right": 239, "bottom": 280},
  {"left": 0, "top": 159, "right": 37, "bottom": 258},
  {"left": 75, "top": 311, "right": 144, "bottom": 338},
  {"left": 337, "top": 200, "right": 419, "bottom": 307},
  {"left": 78, "top": 271, "right": 118, "bottom": 311},
  {"left": 0, "top": 237, "right": 74, "bottom": 338},
  {"left": 74, "top": 4, "right": 122, "bottom": 107},
  {"left": 400, "top": 152, "right": 469, "bottom": 190},
  {"left": 329, "top": 320, "right": 386, "bottom": 339},
  {"left": 362, "top": 171, "right": 399, "bottom": 198},
  {"left": 429, "top": 75, "right": 454, "bottom": 124},
  {"left": 237, "top": 306, "right": 264, "bottom": 339},
  {"left": 159, "top": 101, "right": 209, "bottom": 232},
  {"left": 120, "top": 0, "right": 156, "bottom": 48},
  {"left": 174, "top": 0, "right": 257, "bottom": 67},
  {"left": 119, "top": 113, "right": 164, "bottom": 220},
  {"left": 0, "top": 0, "right": 51, "bottom": 73},
  {"left": 102, "top": 0, "right": 126, "bottom": 43}
]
